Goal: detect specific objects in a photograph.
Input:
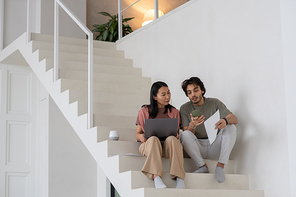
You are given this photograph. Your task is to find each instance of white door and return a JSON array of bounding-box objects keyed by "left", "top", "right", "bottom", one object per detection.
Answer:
[{"left": 0, "top": 64, "right": 36, "bottom": 197}]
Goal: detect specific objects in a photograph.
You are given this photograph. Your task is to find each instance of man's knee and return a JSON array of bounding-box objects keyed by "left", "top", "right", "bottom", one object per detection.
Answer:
[
  {"left": 180, "top": 130, "right": 196, "bottom": 144},
  {"left": 222, "top": 124, "right": 237, "bottom": 139}
]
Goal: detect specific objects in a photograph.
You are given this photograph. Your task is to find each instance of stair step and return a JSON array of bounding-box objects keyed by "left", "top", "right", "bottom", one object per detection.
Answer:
[
  {"left": 38, "top": 49, "right": 133, "bottom": 67},
  {"left": 116, "top": 155, "right": 234, "bottom": 174},
  {"left": 31, "top": 33, "right": 117, "bottom": 50},
  {"left": 60, "top": 78, "right": 150, "bottom": 95},
  {"left": 31, "top": 40, "right": 125, "bottom": 58},
  {"left": 132, "top": 188, "right": 264, "bottom": 197},
  {"left": 126, "top": 171, "right": 249, "bottom": 190},
  {"left": 78, "top": 102, "right": 141, "bottom": 117},
  {"left": 44, "top": 59, "right": 142, "bottom": 75},
  {"left": 93, "top": 114, "right": 136, "bottom": 129},
  {"left": 105, "top": 140, "right": 234, "bottom": 174},
  {"left": 68, "top": 89, "right": 149, "bottom": 106},
  {"left": 97, "top": 126, "right": 136, "bottom": 142},
  {"left": 59, "top": 69, "right": 151, "bottom": 86}
]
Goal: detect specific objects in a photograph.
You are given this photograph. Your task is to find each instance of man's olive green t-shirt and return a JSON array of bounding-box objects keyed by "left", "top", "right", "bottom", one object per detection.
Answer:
[{"left": 180, "top": 97, "right": 231, "bottom": 139}]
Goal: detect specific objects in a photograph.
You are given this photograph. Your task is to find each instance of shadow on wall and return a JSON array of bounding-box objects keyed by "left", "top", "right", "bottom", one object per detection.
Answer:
[{"left": 230, "top": 93, "right": 273, "bottom": 178}]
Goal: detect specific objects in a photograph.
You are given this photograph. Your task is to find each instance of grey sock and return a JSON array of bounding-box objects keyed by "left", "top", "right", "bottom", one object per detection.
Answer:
[
  {"left": 215, "top": 166, "right": 225, "bottom": 183},
  {"left": 176, "top": 177, "right": 185, "bottom": 189},
  {"left": 154, "top": 176, "right": 167, "bottom": 188},
  {"left": 193, "top": 166, "right": 209, "bottom": 173}
]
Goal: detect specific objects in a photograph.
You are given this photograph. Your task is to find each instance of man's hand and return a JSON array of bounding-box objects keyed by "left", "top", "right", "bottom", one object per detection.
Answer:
[
  {"left": 190, "top": 113, "right": 205, "bottom": 128},
  {"left": 215, "top": 119, "right": 227, "bottom": 130}
]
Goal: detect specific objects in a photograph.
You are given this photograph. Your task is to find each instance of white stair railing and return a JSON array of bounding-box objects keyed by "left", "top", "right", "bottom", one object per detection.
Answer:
[
  {"left": 1, "top": 0, "right": 94, "bottom": 128},
  {"left": 54, "top": 0, "right": 93, "bottom": 129},
  {"left": 27, "top": 0, "right": 31, "bottom": 44},
  {"left": 0, "top": 0, "right": 5, "bottom": 50},
  {"left": 118, "top": 0, "right": 159, "bottom": 40}
]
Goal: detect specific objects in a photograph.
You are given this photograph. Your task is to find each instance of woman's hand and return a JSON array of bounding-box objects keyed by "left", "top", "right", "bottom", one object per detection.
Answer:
[
  {"left": 136, "top": 125, "right": 147, "bottom": 142},
  {"left": 138, "top": 133, "right": 147, "bottom": 143}
]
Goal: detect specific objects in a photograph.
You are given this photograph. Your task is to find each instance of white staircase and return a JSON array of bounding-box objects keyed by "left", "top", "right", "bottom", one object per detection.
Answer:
[{"left": 0, "top": 33, "right": 264, "bottom": 197}]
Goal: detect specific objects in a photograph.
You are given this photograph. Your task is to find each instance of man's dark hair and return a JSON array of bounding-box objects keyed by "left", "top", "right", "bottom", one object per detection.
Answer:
[{"left": 181, "top": 77, "right": 206, "bottom": 97}]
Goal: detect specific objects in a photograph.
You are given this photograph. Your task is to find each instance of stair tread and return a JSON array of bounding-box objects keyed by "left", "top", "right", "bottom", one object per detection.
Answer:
[
  {"left": 126, "top": 171, "right": 249, "bottom": 190},
  {"left": 132, "top": 188, "right": 264, "bottom": 197},
  {"left": 104, "top": 140, "right": 234, "bottom": 174},
  {"left": 31, "top": 33, "right": 117, "bottom": 49},
  {"left": 59, "top": 69, "right": 151, "bottom": 85},
  {"left": 31, "top": 40, "right": 124, "bottom": 57}
]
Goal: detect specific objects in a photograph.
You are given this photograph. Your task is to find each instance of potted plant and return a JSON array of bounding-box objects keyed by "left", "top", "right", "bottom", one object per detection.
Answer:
[{"left": 92, "top": 12, "right": 134, "bottom": 42}]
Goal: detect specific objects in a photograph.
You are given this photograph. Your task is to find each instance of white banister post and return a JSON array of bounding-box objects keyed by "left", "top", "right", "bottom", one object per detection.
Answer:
[
  {"left": 27, "top": 0, "right": 31, "bottom": 43},
  {"left": 54, "top": 0, "right": 59, "bottom": 81},
  {"left": 154, "top": 0, "right": 159, "bottom": 19},
  {"left": 88, "top": 33, "right": 93, "bottom": 128},
  {"left": 0, "top": 0, "right": 4, "bottom": 50},
  {"left": 118, "top": 0, "right": 122, "bottom": 40}
]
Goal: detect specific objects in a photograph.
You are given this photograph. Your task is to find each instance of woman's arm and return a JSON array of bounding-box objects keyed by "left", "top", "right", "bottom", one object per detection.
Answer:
[{"left": 135, "top": 125, "right": 147, "bottom": 143}]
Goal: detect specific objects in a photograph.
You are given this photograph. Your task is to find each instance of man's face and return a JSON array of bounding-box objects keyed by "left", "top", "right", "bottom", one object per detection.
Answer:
[{"left": 186, "top": 84, "right": 204, "bottom": 106}]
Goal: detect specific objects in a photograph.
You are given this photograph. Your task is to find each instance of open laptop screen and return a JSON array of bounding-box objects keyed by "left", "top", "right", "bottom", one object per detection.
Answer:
[{"left": 144, "top": 118, "right": 178, "bottom": 141}]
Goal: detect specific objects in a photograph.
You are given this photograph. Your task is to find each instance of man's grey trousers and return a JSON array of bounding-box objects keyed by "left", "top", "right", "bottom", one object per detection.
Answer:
[{"left": 180, "top": 124, "right": 237, "bottom": 167}]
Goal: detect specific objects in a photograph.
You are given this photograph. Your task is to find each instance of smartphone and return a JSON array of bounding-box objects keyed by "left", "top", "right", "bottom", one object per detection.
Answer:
[{"left": 191, "top": 109, "right": 201, "bottom": 117}]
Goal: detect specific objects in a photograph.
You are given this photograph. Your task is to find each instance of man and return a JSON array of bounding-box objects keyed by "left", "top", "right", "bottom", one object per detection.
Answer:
[{"left": 179, "top": 77, "right": 238, "bottom": 183}]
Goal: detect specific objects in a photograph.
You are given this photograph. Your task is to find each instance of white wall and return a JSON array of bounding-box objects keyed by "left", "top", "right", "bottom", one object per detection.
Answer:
[
  {"left": 2, "top": 0, "right": 27, "bottom": 48},
  {"left": 1, "top": 0, "right": 86, "bottom": 49},
  {"left": 117, "top": 0, "right": 292, "bottom": 196},
  {"left": 48, "top": 97, "right": 97, "bottom": 197},
  {"left": 40, "top": 0, "right": 86, "bottom": 38},
  {"left": 280, "top": 0, "right": 296, "bottom": 196},
  {"left": 36, "top": 81, "right": 49, "bottom": 197}
]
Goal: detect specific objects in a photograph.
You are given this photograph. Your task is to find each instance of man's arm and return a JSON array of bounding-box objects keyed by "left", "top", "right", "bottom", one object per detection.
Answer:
[
  {"left": 225, "top": 113, "right": 238, "bottom": 125},
  {"left": 215, "top": 113, "right": 238, "bottom": 129}
]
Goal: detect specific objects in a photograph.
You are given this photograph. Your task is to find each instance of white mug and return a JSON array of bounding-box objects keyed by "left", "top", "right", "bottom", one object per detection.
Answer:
[{"left": 109, "top": 130, "right": 119, "bottom": 141}]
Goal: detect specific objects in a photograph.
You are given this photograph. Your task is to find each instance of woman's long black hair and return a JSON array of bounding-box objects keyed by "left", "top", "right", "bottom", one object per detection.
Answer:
[{"left": 143, "top": 81, "right": 175, "bottom": 119}]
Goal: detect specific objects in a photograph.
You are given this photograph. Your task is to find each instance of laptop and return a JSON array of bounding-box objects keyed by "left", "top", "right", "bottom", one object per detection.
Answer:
[{"left": 144, "top": 118, "right": 178, "bottom": 141}]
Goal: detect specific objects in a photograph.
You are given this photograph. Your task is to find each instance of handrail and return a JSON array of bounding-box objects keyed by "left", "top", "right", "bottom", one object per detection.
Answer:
[
  {"left": 0, "top": 0, "right": 4, "bottom": 50},
  {"left": 118, "top": 0, "right": 159, "bottom": 40},
  {"left": 27, "top": 0, "right": 31, "bottom": 44},
  {"left": 54, "top": 0, "right": 93, "bottom": 129}
]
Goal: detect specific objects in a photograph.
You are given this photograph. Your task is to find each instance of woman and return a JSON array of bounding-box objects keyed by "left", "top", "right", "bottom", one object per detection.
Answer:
[{"left": 135, "top": 81, "right": 185, "bottom": 189}]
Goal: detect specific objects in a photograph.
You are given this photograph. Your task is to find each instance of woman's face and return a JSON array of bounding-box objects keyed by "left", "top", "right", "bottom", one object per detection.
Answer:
[{"left": 153, "top": 86, "right": 171, "bottom": 108}]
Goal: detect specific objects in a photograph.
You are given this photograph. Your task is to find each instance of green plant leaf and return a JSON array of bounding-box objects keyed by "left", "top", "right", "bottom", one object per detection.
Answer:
[
  {"left": 109, "top": 25, "right": 114, "bottom": 34},
  {"left": 96, "top": 34, "right": 103, "bottom": 40},
  {"left": 122, "top": 17, "right": 134, "bottom": 22},
  {"left": 108, "top": 34, "right": 114, "bottom": 42},
  {"left": 98, "top": 12, "right": 112, "bottom": 18},
  {"left": 92, "top": 29, "right": 104, "bottom": 33},
  {"left": 93, "top": 11, "right": 134, "bottom": 42},
  {"left": 111, "top": 14, "right": 117, "bottom": 20},
  {"left": 102, "top": 30, "right": 109, "bottom": 40},
  {"left": 108, "top": 20, "right": 114, "bottom": 28},
  {"left": 93, "top": 24, "right": 101, "bottom": 28},
  {"left": 92, "top": 25, "right": 105, "bottom": 31}
]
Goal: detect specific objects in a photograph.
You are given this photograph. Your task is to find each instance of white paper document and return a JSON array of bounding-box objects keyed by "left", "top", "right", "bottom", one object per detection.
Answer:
[{"left": 204, "top": 110, "right": 220, "bottom": 145}]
